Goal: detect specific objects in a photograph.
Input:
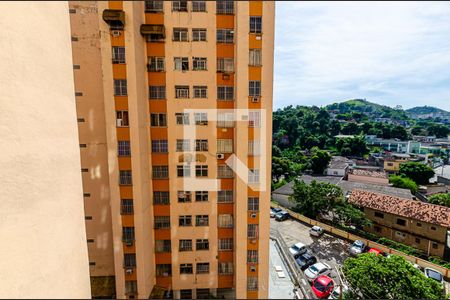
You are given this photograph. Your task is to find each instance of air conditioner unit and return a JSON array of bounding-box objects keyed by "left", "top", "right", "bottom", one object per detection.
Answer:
[
  {"left": 125, "top": 241, "right": 133, "bottom": 246},
  {"left": 250, "top": 266, "right": 256, "bottom": 272},
  {"left": 250, "top": 239, "right": 257, "bottom": 244},
  {"left": 112, "top": 30, "right": 121, "bottom": 37},
  {"left": 250, "top": 213, "right": 257, "bottom": 218},
  {"left": 222, "top": 73, "right": 230, "bottom": 80},
  {"left": 116, "top": 119, "right": 123, "bottom": 127},
  {"left": 251, "top": 96, "right": 260, "bottom": 103},
  {"left": 126, "top": 268, "right": 133, "bottom": 275},
  {"left": 217, "top": 153, "right": 225, "bottom": 159}
]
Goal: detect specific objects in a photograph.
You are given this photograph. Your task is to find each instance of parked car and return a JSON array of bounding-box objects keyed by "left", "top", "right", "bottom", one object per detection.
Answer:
[
  {"left": 309, "top": 226, "right": 324, "bottom": 237},
  {"left": 367, "top": 248, "right": 382, "bottom": 256},
  {"left": 295, "top": 252, "right": 318, "bottom": 270},
  {"left": 328, "top": 284, "right": 349, "bottom": 299},
  {"left": 289, "top": 242, "right": 307, "bottom": 257},
  {"left": 270, "top": 207, "right": 282, "bottom": 218},
  {"left": 424, "top": 267, "right": 444, "bottom": 285},
  {"left": 275, "top": 211, "right": 289, "bottom": 221},
  {"left": 349, "top": 240, "right": 367, "bottom": 256},
  {"left": 304, "top": 262, "right": 332, "bottom": 282},
  {"left": 312, "top": 275, "right": 334, "bottom": 298}
]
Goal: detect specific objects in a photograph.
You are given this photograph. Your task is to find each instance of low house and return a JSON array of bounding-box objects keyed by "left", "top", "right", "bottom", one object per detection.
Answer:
[
  {"left": 347, "top": 168, "right": 389, "bottom": 186},
  {"left": 326, "top": 156, "right": 355, "bottom": 177},
  {"left": 349, "top": 190, "right": 450, "bottom": 257}
]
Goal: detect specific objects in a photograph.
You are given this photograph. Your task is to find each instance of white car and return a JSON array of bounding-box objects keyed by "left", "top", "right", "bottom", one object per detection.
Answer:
[
  {"left": 270, "top": 207, "right": 282, "bottom": 218},
  {"left": 328, "top": 284, "right": 348, "bottom": 299},
  {"left": 304, "top": 262, "right": 332, "bottom": 281},
  {"left": 424, "top": 267, "right": 444, "bottom": 285},
  {"left": 309, "top": 226, "right": 324, "bottom": 237},
  {"left": 289, "top": 242, "right": 307, "bottom": 257}
]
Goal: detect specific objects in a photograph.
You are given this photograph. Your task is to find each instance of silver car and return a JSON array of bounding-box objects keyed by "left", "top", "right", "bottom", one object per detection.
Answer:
[
  {"left": 349, "top": 240, "right": 366, "bottom": 256},
  {"left": 304, "top": 262, "right": 332, "bottom": 281},
  {"left": 309, "top": 226, "right": 324, "bottom": 237},
  {"left": 424, "top": 267, "right": 444, "bottom": 285}
]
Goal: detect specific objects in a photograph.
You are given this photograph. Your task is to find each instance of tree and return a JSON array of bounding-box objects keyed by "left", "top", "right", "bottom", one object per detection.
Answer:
[
  {"left": 334, "top": 203, "right": 371, "bottom": 228},
  {"left": 428, "top": 193, "right": 450, "bottom": 208},
  {"left": 389, "top": 175, "right": 418, "bottom": 193},
  {"left": 272, "top": 157, "right": 293, "bottom": 181},
  {"left": 309, "top": 147, "right": 331, "bottom": 175},
  {"left": 427, "top": 124, "right": 450, "bottom": 138},
  {"left": 336, "top": 136, "right": 369, "bottom": 157},
  {"left": 343, "top": 254, "right": 443, "bottom": 299},
  {"left": 391, "top": 125, "right": 409, "bottom": 140},
  {"left": 399, "top": 162, "right": 435, "bottom": 185}
]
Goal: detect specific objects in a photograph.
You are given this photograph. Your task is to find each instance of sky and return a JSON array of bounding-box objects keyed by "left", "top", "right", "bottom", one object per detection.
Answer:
[{"left": 274, "top": 1, "right": 450, "bottom": 111}]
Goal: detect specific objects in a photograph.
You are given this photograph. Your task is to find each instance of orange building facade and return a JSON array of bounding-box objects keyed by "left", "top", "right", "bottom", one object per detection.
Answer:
[{"left": 69, "top": 1, "right": 274, "bottom": 298}]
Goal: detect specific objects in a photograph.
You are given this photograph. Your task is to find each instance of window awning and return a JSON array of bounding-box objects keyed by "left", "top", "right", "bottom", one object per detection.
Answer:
[
  {"left": 102, "top": 9, "right": 125, "bottom": 25},
  {"left": 140, "top": 24, "right": 165, "bottom": 37}
]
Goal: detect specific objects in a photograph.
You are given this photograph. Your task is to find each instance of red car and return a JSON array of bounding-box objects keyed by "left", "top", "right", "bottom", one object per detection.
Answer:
[
  {"left": 368, "top": 248, "right": 382, "bottom": 256},
  {"left": 312, "top": 275, "right": 334, "bottom": 298}
]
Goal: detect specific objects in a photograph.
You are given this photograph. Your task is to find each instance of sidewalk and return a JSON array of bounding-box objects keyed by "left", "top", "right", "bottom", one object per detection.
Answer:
[{"left": 269, "top": 240, "right": 296, "bottom": 299}]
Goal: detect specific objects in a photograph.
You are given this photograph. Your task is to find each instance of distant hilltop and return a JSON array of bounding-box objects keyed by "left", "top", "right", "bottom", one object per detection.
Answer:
[{"left": 406, "top": 106, "right": 450, "bottom": 121}]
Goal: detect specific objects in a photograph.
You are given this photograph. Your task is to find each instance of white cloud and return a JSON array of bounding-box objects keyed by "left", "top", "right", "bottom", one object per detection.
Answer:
[{"left": 274, "top": 1, "right": 450, "bottom": 111}]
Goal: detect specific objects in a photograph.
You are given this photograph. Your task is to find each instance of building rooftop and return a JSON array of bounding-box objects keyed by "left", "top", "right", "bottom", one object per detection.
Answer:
[
  {"left": 349, "top": 190, "right": 450, "bottom": 227},
  {"left": 328, "top": 156, "right": 354, "bottom": 170},
  {"left": 348, "top": 168, "right": 388, "bottom": 179}
]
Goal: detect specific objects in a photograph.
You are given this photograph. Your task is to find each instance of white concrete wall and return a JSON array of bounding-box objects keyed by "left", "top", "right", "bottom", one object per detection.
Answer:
[{"left": 0, "top": 1, "right": 91, "bottom": 298}]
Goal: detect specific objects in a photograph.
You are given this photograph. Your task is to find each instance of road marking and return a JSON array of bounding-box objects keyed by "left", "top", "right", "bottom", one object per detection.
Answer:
[{"left": 301, "top": 279, "right": 307, "bottom": 286}]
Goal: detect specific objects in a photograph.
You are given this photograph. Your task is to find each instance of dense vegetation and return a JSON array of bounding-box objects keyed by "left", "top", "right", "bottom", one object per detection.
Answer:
[
  {"left": 389, "top": 175, "right": 418, "bottom": 193},
  {"left": 398, "top": 162, "right": 435, "bottom": 185},
  {"left": 428, "top": 193, "right": 450, "bottom": 208}
]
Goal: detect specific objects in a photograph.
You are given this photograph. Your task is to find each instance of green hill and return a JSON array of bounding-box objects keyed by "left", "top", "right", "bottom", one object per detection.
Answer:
[
  {"left": 406, "top": 106, "right": 450, "bottom": 120},
  {"left": 325, "top": 99, "right": 408, "bottom": 120}
]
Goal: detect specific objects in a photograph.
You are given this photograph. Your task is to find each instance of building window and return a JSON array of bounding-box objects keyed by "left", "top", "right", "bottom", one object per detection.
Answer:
[
  {"left": 387, "top": 163, "right": 394, "bottom": 167},
  {"left": 217, "top": 57, "right": 234, "bottom": 72},
  {"left": 217, "top": 86, "right": 234, "bottom": 100},
  {"left": 417, "top": 222, "right": 422, "bottom": 227},
  {"left": 154, "top": 216, "right": 170, "bottom": 229},
  {"left": 249, "top": 49, "right": 262, "bottom": 66},
  {"left": 112, "top": 46, "right": 125, "bottom": 64},
  {"left": 432, "top": 243, "right": 438, "bottom": 249},
  {"left": 218, "top": 238, "right": 233, "bottom": 251},
  {"left": 218, "top": 214, "right": 233, "bottom": 228},
  {"left": 122, "top": 227, "right": 135, "bottom": 243},
  {"left": 172, "top": 0, "right": 188, "bottom": 12},
  {"left": 217, "top": 112, "right": 235, "bottom": 128},
  {"left": 121, "top": 199, "right": 134, "bottom": 215},
  {"left": 124, "top": 253, "right": 136, "bottom": 268},
  {"left": 248, "top": 224, "right": 258, "bottom": 238},
  {"left": 118, "top": 141, "right": 131, "bottom": 156},
  {"left": 415, "top": 238, "right": 421, "bottom": 244},
  {"left": 192, "top": 28, "right": 207, "bottom": 41},
  {"left": 396, "top": 218, "right": 406, "bottom": 226},
  {"left": 156, "top": 264, "right": 172, "bottom": 277},
  {"left": 196, "top": 263, "right": 210, "bottom": 274},
  {"left": 174, "top": 57, "right": 189, "bottom": 71},
  {"left": 178, "top": 191, "right": 192, "bottom": 203},
  {"left": 193, "top": 86, "right": 207, "bottom": 98},
  {"left": 152, "top": 166, "right": 169, "bottom": 179},
  {"left": 176, "top": 139, "right": 191, "bottom": 152},
  {"left": 217, "top": 29, "right": 234, "bottom": 43},
  {"left": 180, "top": 290, "right": 192, "bottom": 300},
  {"left": 180, "top": 264, "right": 193, "bottom": 274},
  {"left": 373, "top": 225, "right": 381, "bottom": 233},
  {"left": 176, "top": 113, "right": 190, "bottom": 125},
  {"left": 193, "top": 57, "right": 207, "bottom": 70},
  {"left": 374, "top": 212, "right": 384, "bottom": 219},
  {"left": 195, "top": 165, "right": 208, "bottom": 177},
  {"left": 173, "top": 28, "right": 188, "bottom": 41},
  {"left": 249, "top": 111, "right": 261, "bottom": 127},
  {"left": 195, "top": 113, "right": 208, "bottom": 125},
  {"left": 249, "top": 80, "right": 261, "bottom": 96},
  {"left": 175, "top": 85, "right": 190, "bottom": 98},
  {"left": 218, "top": 190, "right": 233, "bottom": 203},
  {"left": 431, "top": 226, "right": 437, "bottom": 231},
  {"left": 219, "top": 262, "right": 233, "bottom": 275},
  {"left": 218, "top": 165, "right": 234, "bottom": 178},
  {"left": 179, "top": 215, "right": 192, "bottom": 226},
  {"left": 114, "top": 79, "right": 127, "bottom": 96},
  {"left": 247, "top": 277, "right": 258, "bottom": 291},
  {"left": 177, "top": 165, "right": 191, "bottom": 177},
  {"left": 145, "top": 0, "right": 164, "bottom": 12},
  {"left": 196, "top": 239, "right": 209, "bottom": 250},
  {"left": 216, "top": 0, "right": 234, "bottom": 14},
  {"left": 125, "top": 281, "right": 138, "bottom": 295},
  {"left": 148, "top": 57, "right": 165, "bottom": 71},
  {"left": 153, "top": 191, "right": 170, "bottom": 205},
  {"left": 195, "top": 191, "right": 208, "bottom": 202},
  {"left": 155, "top": 240, "right": 171, "bottom": 253},
  {"left": 196, "top": 215, "right": 209, "bottom": 226},
  {"left": 249, "top": 16, "right": 262, "bottom": 33},
  {"left": 119, "top": 170, "right": 132, "bottom": 185},
  {"left": 150, "top": 113, "right": 167, "bottom": 127},
  {"left": 247, "top": 250, "right": 258, "bottom": 263},
  {"left": 151, "top": 140, "right": 168, "bottom": 153},
  {"left": 248, "top": 197, "right": 259, "bottom": 211},
  {"left": 248, "top": 169, "right": 260, "bottom": 183},
  {"left": 248, "top": 140, "right": 260, "bottom": 156},
  {"left": 217, "top": 139, "right": 233, "bottom": 153},
  {"left": 195, "top": 139, "right": 208, "bottom": 151},
  {"left": 116, "top": 110, "right": 129, "bottom": 127},
  {"left": 394, "top": 231, "right": 406, "bottom": 240},
  {"left": 196, "top": 289, "right": 210, "bottom": 300},
  {"left": 179, "top": 239, "right": 192, "bottom": 252},
  {"left": 149, "top": 86, "right": 166, "bottom": 99},
  {"left": 192, "top": 0, "right": 206, "bottom": 12}
]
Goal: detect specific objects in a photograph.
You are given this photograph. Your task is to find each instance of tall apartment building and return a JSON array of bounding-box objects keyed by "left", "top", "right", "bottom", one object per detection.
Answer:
[{"left": 70, "top": 1, "right": 274, "bottom": 298}]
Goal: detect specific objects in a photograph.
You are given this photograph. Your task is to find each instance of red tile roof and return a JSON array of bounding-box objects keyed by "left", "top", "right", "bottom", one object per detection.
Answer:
[{"left": 349, "top": 190, "right": 450, "bottom": 227}]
